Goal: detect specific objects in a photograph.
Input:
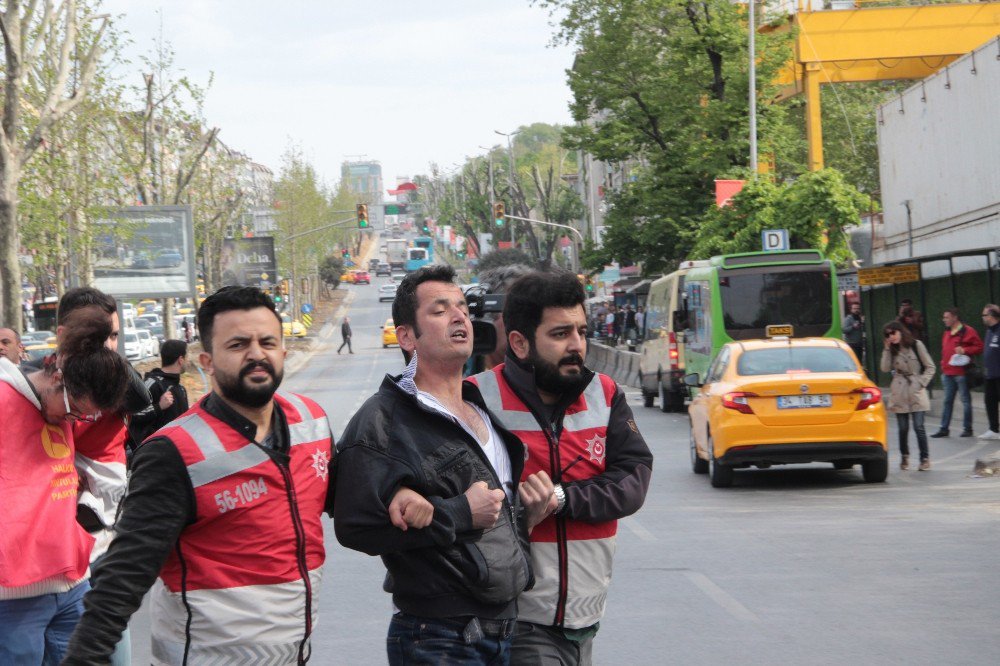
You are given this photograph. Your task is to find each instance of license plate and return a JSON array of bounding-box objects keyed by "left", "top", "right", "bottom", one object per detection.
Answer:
[{"left": 777, "top": 394, "right": 832, "bottom": 409}]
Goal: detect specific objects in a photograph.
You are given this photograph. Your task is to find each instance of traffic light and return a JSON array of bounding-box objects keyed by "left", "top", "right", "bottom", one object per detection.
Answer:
[
  {"left": 422, "top": 222, "right": 430, "bottom": 234},
  {"left": 341, "top": 248, "right": 350, "bottom": 260},
  {"left": 493, "top": 202, "right": 505, "bottom": 227},
  {"left": 356, "top": 203, "right": 369, "bottom": 229},
  {"left": 273, "top": 282, "right": 284, "bottom": 303},
  {"left": 585, "top": 276, "right": 594, "bottom": 293}
]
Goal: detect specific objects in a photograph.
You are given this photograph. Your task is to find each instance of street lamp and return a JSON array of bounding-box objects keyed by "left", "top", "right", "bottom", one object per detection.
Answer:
[{"left": 494, "top": 129, "right": 520, "bottom": 243}]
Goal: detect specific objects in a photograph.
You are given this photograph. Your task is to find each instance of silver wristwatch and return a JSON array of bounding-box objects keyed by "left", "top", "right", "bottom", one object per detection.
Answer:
[{"left": 553, "top": 484, "right": 567, "bottom": 514}]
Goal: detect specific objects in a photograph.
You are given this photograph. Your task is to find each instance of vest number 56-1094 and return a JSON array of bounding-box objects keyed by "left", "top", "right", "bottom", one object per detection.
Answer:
[{"left": 215, "top": 477, "right": 269, "bottom": 513}]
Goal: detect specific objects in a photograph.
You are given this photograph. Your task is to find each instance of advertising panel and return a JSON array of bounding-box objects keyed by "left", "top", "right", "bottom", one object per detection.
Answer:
[
  {"left": 91, "top": 206, "right": 196, "bottom": 299},
  {"left": 221, "top": 237, "right": 277, "bottom": 288}
]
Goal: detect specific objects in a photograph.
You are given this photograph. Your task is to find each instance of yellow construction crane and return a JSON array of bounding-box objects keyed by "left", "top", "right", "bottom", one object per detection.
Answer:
[{"left": 768, "top": 1, "right": 1000, "bottom": 170}]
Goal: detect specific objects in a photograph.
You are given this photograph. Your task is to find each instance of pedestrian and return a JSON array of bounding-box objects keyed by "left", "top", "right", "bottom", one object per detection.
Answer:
[
  {"left": 0, "top": 306, "right": 131, "bottom": 665},
  {"left": 337, "top": 315, "right": 353, "bottom": 354},
  {"left": 183, "top": 316, "right": 192, "bottom": 343},
  {"left": 127, "top": 340, "right": 190, "bottom": 449},
  {"left": 469, "top": 269, "right": 654, "bottom": 664},
  {"left": 897, "top": 305, "right": 926, "bottom": 345},
  {"left": 635, "top": 305, "right": 645, "bottom": 340},
  {"left": 334, "top": 265, "right": 550, "bottom": 665},
  {"left": 0, "top": 326, "right": 24, "bottom": 364},
  {"left": 604, "top": 306, "right": 615, "bottom": 340},
  {"left": 979, "top": 304, "right": 1000, "bottom": 440},
  {"left": 624, "top": 304, "right": 637, "bottom": 341},
  {"left": 930, "top": 307, "right": 983, "bottom": 439},
  {"left": 842, "top": 301, "right": 865, "bottom": 363},
  {"left": 880, "top": 320, "right": 936, "bottom": 470},
  {"left": 64, "top": 287, "right": 344, "bottom": 664}
]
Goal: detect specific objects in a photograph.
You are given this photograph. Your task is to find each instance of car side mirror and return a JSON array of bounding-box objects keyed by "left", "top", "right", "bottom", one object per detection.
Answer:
[{"left": 683, "top": 373, "right": 702, "bottom": 387}]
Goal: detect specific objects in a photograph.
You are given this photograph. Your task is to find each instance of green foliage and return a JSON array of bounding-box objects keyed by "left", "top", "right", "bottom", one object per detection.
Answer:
[
  {"left": 690, "top": 169, "right": 873, "bottom": 266},
  {"left": 476, "top": 248, "right": 537, "bottom": 274},
  {"left": 319, "top": 255, "right": 345, "bottom": 285}
]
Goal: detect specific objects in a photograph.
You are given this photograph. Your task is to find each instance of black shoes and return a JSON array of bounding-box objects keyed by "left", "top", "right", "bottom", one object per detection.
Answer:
[
  {"left": 960, "top": 429, "right": 974, "bottom": 437},
  {"left": 929, "top": 430, "right": 949, "bottom": 438}
]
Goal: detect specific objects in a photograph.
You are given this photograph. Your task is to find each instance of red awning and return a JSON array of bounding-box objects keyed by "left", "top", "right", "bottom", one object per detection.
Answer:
[{"left": 387, "top": 182, "right": 418, "bottom": 196}]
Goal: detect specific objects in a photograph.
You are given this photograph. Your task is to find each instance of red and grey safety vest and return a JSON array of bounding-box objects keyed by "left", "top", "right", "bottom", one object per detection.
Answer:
[
  {"left": 150, "top": 392, "right": 333, "bottom": 666},
  {"left": 470, "top": 366, "right": 617, "bottom": 630}
]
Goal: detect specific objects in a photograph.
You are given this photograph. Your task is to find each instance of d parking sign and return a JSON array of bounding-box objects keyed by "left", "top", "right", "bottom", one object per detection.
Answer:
[{"left": 762, "top": 229, "right": 789, "bottom": 252}]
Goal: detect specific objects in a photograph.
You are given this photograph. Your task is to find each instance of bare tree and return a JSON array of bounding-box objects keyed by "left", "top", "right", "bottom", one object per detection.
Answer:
[{"left": 0, "top": 0, "right": 107, "bottom": 328}]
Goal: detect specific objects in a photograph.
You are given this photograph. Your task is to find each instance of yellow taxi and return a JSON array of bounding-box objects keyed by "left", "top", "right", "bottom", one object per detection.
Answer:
[
  {"left": 137, "top": 299, "right": 157, "bottom": 315},
  {"left": 24, "top": 342, "right": 56, "bottom": 362},
  {"left": 382, "top": 319, "right": 398, "bottom": 348},
  {"left": 686, "top": 337, "right": 887, "bottom": 488},
  {"left": 340, "top": 270, "right": 357, "bottom": 284},
  {"left": 281, "top": 314, "right": 307, "bottom": 338}
]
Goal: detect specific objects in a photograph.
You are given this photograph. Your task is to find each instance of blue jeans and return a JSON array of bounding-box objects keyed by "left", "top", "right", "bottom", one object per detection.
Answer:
[
  {"left": 939, "top": 374, "right": 972, "bottom": 432},
  {"left": 387, "top": 612, "right": 514, "bottom": 665},
  {"left": 0, "top": 580, "right": 89, "bottom": 665},
  {"left": 897, "top": 411, "right": 929, "bottom": 461}
]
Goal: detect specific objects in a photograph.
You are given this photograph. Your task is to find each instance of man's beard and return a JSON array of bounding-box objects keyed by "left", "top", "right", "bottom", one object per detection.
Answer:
[
  {"left": 216, "top": 360, "right": 283, "bottom": 408},
  {"left": 529, "top": 347, "right": 588, "bottom": 396}
]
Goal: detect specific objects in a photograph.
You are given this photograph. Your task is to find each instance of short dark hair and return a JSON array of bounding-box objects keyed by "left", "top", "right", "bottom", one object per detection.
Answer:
[
  {"left": 477, "top": 264, "right": 532, "bottom": 296},
  {"left": 943, "top": 307, "right": 960, "bottom": 320},
  {"left": 503, "top": 269, "right": 586, "bottom": 343},
  {"left": 160, "top": 339, "right": 188, "bottom": 366},
  {"left": 57, "top": 306, "right": 131, "bottom": 412},
  {"left": 197, "top": 286, "right": 281, "bottom": 352},
  {"left": 58, "top": 287, "right": 116, "bottom": 324},
  {"left": 392, "top": 264, "right": 457, "bottom": 331}
]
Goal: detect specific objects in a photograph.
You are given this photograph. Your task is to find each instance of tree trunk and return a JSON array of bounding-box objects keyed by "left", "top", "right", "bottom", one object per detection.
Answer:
[{"left": 0, "top": 173, "right": 21, "bottom": 329}]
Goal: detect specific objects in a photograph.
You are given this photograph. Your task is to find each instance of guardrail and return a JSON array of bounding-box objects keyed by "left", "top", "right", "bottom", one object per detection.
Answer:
[{"left": 587, "top": 340, "right": 641, "bottom": 388}]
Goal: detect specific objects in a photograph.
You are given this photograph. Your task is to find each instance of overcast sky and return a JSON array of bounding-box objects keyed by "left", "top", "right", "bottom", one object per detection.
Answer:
[{"left": 104, "top": 1, "right": 576, "bottom": 190}]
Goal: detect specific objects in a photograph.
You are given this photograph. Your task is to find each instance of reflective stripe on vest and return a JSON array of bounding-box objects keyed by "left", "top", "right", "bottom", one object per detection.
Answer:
[{"left": 151, "top": 393, "right": 331, "bottom": 664}]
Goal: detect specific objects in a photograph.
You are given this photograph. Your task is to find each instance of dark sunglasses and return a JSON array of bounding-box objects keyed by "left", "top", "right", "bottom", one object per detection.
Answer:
[{"left": 883, "top": 330, "right": 898, "bottom": 338}]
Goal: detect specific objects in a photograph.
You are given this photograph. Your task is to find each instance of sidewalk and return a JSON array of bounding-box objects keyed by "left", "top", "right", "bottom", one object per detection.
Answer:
[{"left": 924, "top": 388, "right": 993, "bottom": 435}]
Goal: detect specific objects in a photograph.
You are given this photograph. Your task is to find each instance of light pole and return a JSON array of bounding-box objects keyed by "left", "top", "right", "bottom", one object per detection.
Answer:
[
  {"left": 748, "top": 0, "right": 758, "bottom": 174},
  {"left": 495, "top": 129, "right": 520, "bottom": 244}
]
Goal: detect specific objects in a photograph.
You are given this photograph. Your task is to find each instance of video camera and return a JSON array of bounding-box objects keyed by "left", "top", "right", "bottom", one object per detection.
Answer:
[{"left": 463, "top": 285, "right": 506, "bottom": 355}]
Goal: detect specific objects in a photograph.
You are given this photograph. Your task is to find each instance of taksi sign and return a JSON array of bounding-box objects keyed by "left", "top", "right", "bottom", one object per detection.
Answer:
[{"left": 761, "top": 229, "right": 789, "bottom": 252}]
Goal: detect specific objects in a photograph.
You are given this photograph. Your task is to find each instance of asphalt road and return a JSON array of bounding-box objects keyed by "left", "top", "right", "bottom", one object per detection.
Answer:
[{"left": 125, "top": 272, "right": 1000, "bottom": 665}]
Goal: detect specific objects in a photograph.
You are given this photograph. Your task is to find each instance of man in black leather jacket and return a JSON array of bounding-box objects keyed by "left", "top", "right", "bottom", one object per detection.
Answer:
[{"left": 334, "top": 265, "right": 556, "bottom": 665}]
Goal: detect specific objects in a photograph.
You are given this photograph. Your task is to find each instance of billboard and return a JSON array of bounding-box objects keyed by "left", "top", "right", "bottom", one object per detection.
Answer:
[
  {"left": 91, "top": 206, "right": 196, "bottom": 299},
  {"left": 221, "top": 237, "right": 277, "bottom": 288}
]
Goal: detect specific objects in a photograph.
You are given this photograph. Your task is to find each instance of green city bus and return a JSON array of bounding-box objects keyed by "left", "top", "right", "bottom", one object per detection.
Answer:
[{"left": 680, "top": 250, "right": 842, "bottom": 382}]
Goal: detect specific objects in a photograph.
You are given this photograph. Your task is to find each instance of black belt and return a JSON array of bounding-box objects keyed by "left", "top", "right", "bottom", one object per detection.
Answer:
[{"left": 475, "top": 617, "right": 516, "bottom": 637}]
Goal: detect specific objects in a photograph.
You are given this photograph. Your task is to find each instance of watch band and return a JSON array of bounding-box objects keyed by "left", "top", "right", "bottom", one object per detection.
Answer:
[{"left": 553, "top": 483, "right": 566, "bottom": 514}]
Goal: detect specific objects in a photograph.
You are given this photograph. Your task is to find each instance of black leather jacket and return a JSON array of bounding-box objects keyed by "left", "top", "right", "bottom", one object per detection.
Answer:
[{"left": 333, "top": 374, "right": 533, "bottom": 620}]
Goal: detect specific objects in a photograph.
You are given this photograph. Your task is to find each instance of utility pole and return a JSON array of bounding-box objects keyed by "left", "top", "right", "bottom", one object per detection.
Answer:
[
  {"left": 495, "top": 129, "right": 519, "bottom": 245},
  {"left": 748, "top": 0, "right": 758, "bottom": 174}
]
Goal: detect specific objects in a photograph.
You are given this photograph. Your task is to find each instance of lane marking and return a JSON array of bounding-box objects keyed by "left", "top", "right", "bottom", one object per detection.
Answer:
[
  {"left": 684, "top": 571, "right": 760, "bottom": 623},
  {"left": 622, "top": 517, "right": 656, "bottom": 542}
]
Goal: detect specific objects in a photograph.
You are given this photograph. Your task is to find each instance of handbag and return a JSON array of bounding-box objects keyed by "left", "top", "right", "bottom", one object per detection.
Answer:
[{"left": 966, "top": 361, "right": 985, "bottom": 389}]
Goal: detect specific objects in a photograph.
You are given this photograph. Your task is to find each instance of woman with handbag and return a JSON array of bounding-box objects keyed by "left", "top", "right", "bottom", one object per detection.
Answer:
[{"left": 881, "top": 321, "right": 937, "bottom": 471}]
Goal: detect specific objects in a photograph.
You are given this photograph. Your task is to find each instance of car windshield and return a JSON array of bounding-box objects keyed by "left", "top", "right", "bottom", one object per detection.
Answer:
[
  {"left": 125, "top": 333, "right": 138, "bottom": 343},
  {"left": 736, "top": 347, "right": 857, "bottom": 376}
]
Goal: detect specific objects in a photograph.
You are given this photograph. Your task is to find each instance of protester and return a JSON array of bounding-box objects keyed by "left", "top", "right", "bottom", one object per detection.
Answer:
[
  {"left": 64, "top": 287, "right": 341, "bottom": 664},
  {"left": 0, "top": 307, "right": 130, "bottom": 665},
  {"left": 842, "top": 302, "right": 865, "bottom": 363},
  {"left": 469, "top": 269, "right": 653, "bottom": 664},
  {"left": 337, "top": 315, "right": 353, "bottom": 354},
  {"left": 980, "top": 304, "right": 1000, "bottom": 440},
  {"left": 127, "top": 340, "right": 190, "bottom": 448},
  {"left": 0, "top": 327, "right": 24, "bottom": 364},
  {"left": 334, "top": 265, "right": 551, "bottom": 665},
  {"left": 930, "top": 308, "right": 983, "bottom": 438},
  {"left": 881, "top": 321, "right": 936, "bottom": 470}
]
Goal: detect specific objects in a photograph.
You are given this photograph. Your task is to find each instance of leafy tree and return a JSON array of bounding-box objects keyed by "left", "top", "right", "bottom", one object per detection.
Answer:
[
  {"left": 476, "top": 248, "right": 536, "bottom": 274},
  {"left": 319, "top": 255, "right": 344, "bottom": 285}
]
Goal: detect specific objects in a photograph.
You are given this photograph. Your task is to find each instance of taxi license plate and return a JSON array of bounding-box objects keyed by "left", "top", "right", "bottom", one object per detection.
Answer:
[{"left": 777, "top": 394, "right": 832, "bottom": 409}]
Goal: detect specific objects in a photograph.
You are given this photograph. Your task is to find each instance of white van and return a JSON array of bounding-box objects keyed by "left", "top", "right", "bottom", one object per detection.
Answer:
[{"left": 638, "top": 260, "right": 708, "bottom": 412}]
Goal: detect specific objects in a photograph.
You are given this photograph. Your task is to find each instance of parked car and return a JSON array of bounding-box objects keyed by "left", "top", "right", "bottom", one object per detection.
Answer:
[
  {"left": 131, "top": 252, "right": 153, "bottom": 269},
  {"left": 375, "top": 262, "right": 391, "bottom": 276},
  {"left": 378, "top": 283, "right": 398, "bottom": 302},
  {"left": 136, "top": 329, "right": 159, "bottom": 358},
  {"left": 382, "top": 319, "right": 398, "bottom": 348},
  {"left": 123, "top": 332, "right": 143, "bottom": 361},
  {"left": 353, "top": 271, "right": 371, "bottom": 285},
  {"left": 686, "top": 337, "right": 888, "bottom": 488},
  {"left": 281, "top": 314, "right": 307, "bottom": 338}
]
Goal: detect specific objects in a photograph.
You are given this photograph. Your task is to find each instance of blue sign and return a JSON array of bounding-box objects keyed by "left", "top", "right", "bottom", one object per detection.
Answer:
[
  {"left": 761, "top": 229, "right": 789, "bottom": 252},
  {"left": 301, "top": 303, "right": 313, "bottom": 314}
]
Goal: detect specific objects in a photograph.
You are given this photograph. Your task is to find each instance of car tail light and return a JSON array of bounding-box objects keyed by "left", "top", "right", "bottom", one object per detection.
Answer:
[
  {"left": 853, "top": 387, "right": 882, "bottom": 410},
  {"left": 722, "top": 392, "right": 757, "bottom": 414},
  {"left": 668, "top": 332, "right": 679, "bottom": 370}
]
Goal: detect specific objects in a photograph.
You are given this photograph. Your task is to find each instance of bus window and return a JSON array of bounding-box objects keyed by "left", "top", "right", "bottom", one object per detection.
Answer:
[{"left": 719, "top": 267, "right": 832, "bottom": 340}]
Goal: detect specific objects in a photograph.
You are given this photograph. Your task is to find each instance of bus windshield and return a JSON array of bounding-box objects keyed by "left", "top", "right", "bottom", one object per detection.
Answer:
[{"left": 719, "top": 265, "right": 832, "bottom": 339}]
